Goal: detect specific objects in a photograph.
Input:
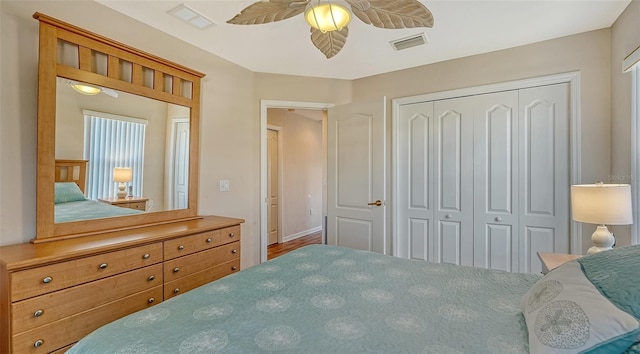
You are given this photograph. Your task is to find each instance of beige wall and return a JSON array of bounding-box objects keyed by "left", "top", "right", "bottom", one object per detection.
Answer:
[
  {"left": 354, "top": 28, "right": 613, "bottom": 254},
  {"left": 267, "top": 109, "right": 323, "bottom": 239},
  {"left": 611, "top": 0, "right": 640, "bottom": 245}
]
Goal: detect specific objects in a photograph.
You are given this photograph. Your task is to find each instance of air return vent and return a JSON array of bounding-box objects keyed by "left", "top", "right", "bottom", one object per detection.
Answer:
[
  {"left": 390, "top": 33, "right": 427, "bottom": 51},
  {"left": 168, "top": 4, "right": 215, "bottom": 30}
]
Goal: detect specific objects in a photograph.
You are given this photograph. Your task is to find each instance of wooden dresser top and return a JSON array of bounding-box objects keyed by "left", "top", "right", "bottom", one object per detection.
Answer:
[{"left": 0, "top": 216, "right": 244, "bottom": 270}]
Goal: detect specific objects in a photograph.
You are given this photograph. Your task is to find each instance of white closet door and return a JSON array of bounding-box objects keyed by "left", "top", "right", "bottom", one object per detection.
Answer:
[
  {"left": 433, "top": 98, "right": 474, "bottom": 265},
  {"left": 473, "top": 91, "right": 520, "bottom": 271},
  {"left": 396, "top": 102, "right": 434, "bottom": 260},
  {"left": 518, "top": 83, "right": 570, "bottom": 273}
]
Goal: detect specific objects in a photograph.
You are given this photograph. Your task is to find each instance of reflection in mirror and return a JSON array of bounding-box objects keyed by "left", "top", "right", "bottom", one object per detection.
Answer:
[{"left": 54, "top": 77, "right": 190, "bottom": 224}]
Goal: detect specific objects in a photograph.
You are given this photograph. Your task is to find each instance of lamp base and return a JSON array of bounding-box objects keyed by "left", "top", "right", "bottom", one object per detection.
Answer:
[
  {"left": 117, "top": 182, "right": 127, "bottom": 199},
  {"left": 586, "top": 225, "right": 615, "bottom": 255}
]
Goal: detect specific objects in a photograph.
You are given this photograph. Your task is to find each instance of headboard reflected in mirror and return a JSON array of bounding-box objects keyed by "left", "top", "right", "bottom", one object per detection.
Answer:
[{"left": 34, "top": 13, "right": 206, "bottom": 242}]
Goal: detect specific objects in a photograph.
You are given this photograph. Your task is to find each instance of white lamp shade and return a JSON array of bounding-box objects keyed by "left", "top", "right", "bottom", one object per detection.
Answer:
[
  {"left": 113, "top": 167, "right": 133, "bottom": 183},
  {"left": 571, "top": 184, "right": 633, "bottom": 225},
  {"left": 305, "top": 1, "right": 351, "bottom": 32}
]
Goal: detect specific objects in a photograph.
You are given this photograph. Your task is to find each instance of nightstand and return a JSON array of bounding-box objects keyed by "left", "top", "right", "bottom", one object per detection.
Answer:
[
  {"left": 98, "top": 196, "right": 148, "bottom": 211},
  {"left": 537, "top": 252, "right": 583, "bottom": 274}
]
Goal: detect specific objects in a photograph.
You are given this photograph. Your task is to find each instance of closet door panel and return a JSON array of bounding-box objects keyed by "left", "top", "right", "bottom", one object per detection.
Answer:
[
  {"left": 397, "top": 102, "right": 434, "bottom": 260},
  {"left": 518, "top": 83, "right": 570, "bottom": 273},
  {"left": 473, "top": 91, "right": 519, "bottom": 271},
  {"left": 434, "top": 98, "right": 474, "bottom": 266}
]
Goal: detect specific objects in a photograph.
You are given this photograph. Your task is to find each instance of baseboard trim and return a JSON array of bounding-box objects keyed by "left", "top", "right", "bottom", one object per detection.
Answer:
[{"left": 282, "top": 226, "right": 323, "bottom": 243}]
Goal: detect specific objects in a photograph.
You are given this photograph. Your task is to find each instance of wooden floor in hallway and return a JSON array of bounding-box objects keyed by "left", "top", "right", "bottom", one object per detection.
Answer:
[{"left": 267, "top": 231, "right": 323, "bottom": 260}]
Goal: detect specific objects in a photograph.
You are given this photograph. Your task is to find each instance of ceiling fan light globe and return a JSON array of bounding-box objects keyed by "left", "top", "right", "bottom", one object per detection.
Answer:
[
  {"left": 69, "top": 81, "right": 101, "bottom": 95},
  {"left": 305, "top": 2, "right": 351, "bottom": 32}
]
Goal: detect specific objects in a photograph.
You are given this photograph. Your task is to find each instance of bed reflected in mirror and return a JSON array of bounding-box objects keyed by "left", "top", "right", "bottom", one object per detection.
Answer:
[{"left": 54, "top": 77, "right": 191, "bottom": 223}]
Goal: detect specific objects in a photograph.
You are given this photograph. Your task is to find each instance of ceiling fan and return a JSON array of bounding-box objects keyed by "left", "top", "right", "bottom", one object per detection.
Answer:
[{"left": 227, "top": 0, "right": 434, "bottom": 59}]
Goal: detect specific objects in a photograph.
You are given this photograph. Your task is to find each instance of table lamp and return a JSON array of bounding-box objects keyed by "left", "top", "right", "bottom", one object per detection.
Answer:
[
  {"left": 113, "top": 167, "right": 132, "bottom": 199},
  {"left": 571, "top": 182, "right": 633, "bottom": 254}
]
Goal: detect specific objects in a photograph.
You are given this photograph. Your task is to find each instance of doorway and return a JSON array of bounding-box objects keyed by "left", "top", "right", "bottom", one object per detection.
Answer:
[{"left": 260, "top": 100, "right": 332, "bottom": 262}]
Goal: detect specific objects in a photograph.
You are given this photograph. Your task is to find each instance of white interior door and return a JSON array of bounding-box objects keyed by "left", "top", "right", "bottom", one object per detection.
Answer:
[
  {"left": 170, "top": 119, "right": 189, "bottom": 210},
  {"left": 327, "top": 97, "right": 386, "bottom": 253},
  {"left": 518, "top": 83, "right": 570, "bottom": 272},
  {"left": 434, "top": 98, "right": 475, "bottom": 265},
  {"left": 267, "top": 128, "right": 280, "bottom": 246},
  {"left": 473, "top": 90, "right": 519, "bottom": 271},
  {"left": 396, "top": 101, "right": 434, "bottom": 260}
]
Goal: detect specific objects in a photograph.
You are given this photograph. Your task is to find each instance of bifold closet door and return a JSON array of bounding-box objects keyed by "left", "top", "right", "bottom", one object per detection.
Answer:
[
  {"left": 396, "top": 98, "right": 474, "bottom": 264},
  {"left": 433, "top": 98, "right": 474, "bottom": 266},
  {"left": 396, "top": 102, "right": 434, "bottom": 260},
  {"left": 518, "top": 83, "right": 570, "bottom": 273},
  {"left": 473, "top": 90, "right": 520, "bottom": 272}
]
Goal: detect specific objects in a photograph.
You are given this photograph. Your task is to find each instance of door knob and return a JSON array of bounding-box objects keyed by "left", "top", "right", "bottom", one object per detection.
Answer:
[{"left": 367, "top": 200, "right": 382, "bottom": 207}]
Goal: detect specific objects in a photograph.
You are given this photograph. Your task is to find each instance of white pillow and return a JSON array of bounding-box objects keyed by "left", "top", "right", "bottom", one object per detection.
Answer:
[{"left": 521, "top": 261, "right": 640, "bottom": 353}]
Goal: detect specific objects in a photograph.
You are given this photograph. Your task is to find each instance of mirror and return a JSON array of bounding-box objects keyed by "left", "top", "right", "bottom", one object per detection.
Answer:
[
  {"left": 34, "top": 12, "right": 205, "bottom": 241},
  {"left": 54, "top": 78, "right": 190, "bottom": 224}
]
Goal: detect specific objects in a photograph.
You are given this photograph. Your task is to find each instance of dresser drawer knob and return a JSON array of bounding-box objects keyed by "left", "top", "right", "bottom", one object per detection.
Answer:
[
  {"left": 232, "top": 249, "right": 237, "bottom": 254},
  {"left": 178, "top": 245, "right": 185, "bottom": 250},
  {"left": 148, "top": 297, "right": 155, "bottom": 304},
  {"left": 231, "top": 266, "right": 238, "bottom": 271},
  {"left": 42, "top": 276, "right": 52, "bottom": 284},
  {"left": 34, "top": 309, "right": 44, "bottom": 318},
  {"left": 229, "top": 232, "right": 235, "bottom": 238},
  {"left": 174, "top": 288, "right": 180, "bottom": 294},
  {"left": 148, "top": 275, "right": 155, "bottom": 281},
  {"left": 173, "top": 267, "right": 180, "bottom": 273},
  {"left": 99, "top": 263, "right": 108, "bottom": 269},
  {"left": 143, "top": 253, "right": 150, "bottom": 259},
  {"left": 34, "top": 339, "right": 44, "bottom": 348},
  {"left": 206, "top": 238, "right": 212, "bottom": 243}
]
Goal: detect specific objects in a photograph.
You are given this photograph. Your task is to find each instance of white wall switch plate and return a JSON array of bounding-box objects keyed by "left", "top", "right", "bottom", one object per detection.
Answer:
[{"left": 219, "top": 179, "right": 230, "bottom": 192}]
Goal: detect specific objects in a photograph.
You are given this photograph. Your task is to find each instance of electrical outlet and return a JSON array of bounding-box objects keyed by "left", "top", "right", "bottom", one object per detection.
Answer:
[{"left": 219, "top": 180, "right": 230, "bottom": 192}]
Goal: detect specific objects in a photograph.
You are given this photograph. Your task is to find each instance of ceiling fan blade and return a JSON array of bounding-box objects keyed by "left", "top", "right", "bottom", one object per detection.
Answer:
[
  {"left": 101, "top": 87, "right": 119, "bottom": 98},
  {"left": 227, "top": 0, "right": 307, "bottom": 25},
  {"left": 346, "top": 0, "right": 434, "bottom": 29},
  {"left": 310, "top": 27, "right": 349, "bottom": 59}
]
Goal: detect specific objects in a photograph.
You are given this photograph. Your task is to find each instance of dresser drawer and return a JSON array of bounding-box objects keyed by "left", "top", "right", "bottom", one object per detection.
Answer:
[
  {"left": 122, "top": 201, "right": 146, "bottom": 210},
  {"left": 164, "top": 258, "right": 240, "bottom": 299},
  {"left": 164, "top": 241, "right": 239, "bottom": 281},
  {"left": 12, "top": 263, "right": 162, "bottom": 333},
  {"left": 11, "top": 243, "right": 162, "bottom": 301},
  {"left": 164, "top": 224, "right": 241, "bottom": 260},
  {"left": 12, "top": 286, "right": 162, "bottom": 354}
]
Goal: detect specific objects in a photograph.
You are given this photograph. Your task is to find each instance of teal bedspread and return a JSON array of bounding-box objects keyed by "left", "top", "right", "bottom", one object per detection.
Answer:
[
  {"left": 55, "top": 199, "right": 142, "bottom": 223},
  {"left": 68, "top": 245, "right": 541, "bottom": 353}
]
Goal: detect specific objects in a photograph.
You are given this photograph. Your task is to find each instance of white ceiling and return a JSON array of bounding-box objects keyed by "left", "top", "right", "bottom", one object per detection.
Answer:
[{"left": 96, "top": 0, "right": 631, "bottom": 80}]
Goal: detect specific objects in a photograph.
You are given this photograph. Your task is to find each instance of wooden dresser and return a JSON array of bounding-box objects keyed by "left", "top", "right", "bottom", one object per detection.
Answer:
[{"left": 0, "top": 216, "right": 243, "bottom": 354}]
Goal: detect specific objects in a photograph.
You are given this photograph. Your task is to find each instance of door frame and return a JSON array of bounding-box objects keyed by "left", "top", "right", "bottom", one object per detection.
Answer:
[
  {"left": 392, "top": 71, "right": 582, "bottom": 256},
  {"left": 260, "top": 100, "right": 334, "bottom": 263}
]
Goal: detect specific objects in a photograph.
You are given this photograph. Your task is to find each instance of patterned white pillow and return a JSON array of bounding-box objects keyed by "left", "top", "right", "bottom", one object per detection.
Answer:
[{"left": 521, "top": 261, "right": 640, "bottom": 353}]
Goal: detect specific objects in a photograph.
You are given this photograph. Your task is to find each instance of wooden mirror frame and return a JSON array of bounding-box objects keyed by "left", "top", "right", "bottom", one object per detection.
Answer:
[{"left": 34, "top": 13, "right": 205, "bottom": 242}]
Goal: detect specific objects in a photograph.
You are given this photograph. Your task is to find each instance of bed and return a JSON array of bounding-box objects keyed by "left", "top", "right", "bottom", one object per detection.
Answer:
[
  {"left": 68, "top": 244, "right": 640, "bottom": 353},
  {"left": 54, "top": 159, "right": 143, "bottom": 223}
]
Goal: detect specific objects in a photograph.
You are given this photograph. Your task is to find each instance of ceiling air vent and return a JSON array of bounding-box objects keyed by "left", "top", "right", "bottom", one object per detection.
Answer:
[
  {"left": 168, "top": 4, "right": 215, "bottom": 30},
  {"left": 390, "top": 33, "right": 427, "bottom": 51}
]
